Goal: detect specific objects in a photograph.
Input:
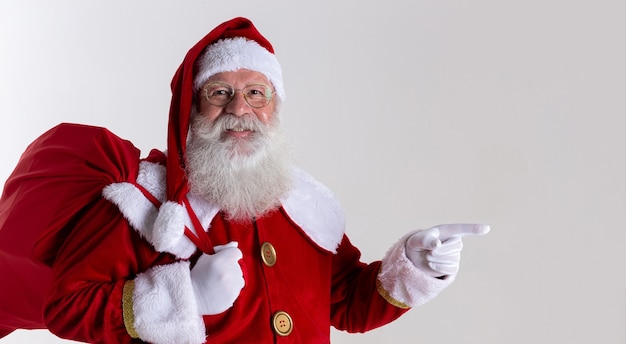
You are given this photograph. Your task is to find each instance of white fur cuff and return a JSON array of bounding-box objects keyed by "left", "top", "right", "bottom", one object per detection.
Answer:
[
  {"left": 132, "top": 261, "right": 205, "bottom": 344},
  {"left": 378, "top": 230, "right": 456, "bottom": 308}
]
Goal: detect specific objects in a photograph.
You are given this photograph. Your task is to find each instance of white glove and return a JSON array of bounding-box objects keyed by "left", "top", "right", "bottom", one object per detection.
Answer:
[
  {"left": 190, "top": 241, "right": 245, "bottom": 315},
  {"left": 405, "top": 224, "right": 490, "bottom": 278}
]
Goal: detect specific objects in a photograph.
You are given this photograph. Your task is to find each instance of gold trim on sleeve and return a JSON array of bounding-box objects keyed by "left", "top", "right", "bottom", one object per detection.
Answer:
[
  {"left": 122, "top": 280, "right": 140, "bottom": 339},
  {"left": 376, "top": 277, "right": 411, "bottom": 309}
]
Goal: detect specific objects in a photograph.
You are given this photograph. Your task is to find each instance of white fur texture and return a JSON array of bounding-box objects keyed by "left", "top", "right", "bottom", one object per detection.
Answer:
[
  {"left": 280, "top": 167, "right": 346, "bottom": 253},
  {"left": 378, "top": 230, "right": 456, "bottom": 307},
  {"left": 103, "top": 161, "right": 195, "bottom": 258},
  {"left": 102, "top": 161, "right": 167, "bottom": 238},
  {"left": 105, "top": 162, "right": 345, "bottom": 257},
  {"left": 132, "top": 261, "right": 205, "bottom": 344},
  {"left": 102, "top": 182, "right": 158, "bottom": 237},
  {"left": 193, "top": 37, "right": 285, "bottom": 102},
  {"left": 153, "top": 201, "right": 196, "bottom": 258},
  {"left": 136, "top": 161, "right": 167, "bottom": 201}
]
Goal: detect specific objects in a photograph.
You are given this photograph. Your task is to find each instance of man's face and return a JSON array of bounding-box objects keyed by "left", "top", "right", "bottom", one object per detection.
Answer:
[
  {"left": 186, "top": 69, "right": 290, "bottom": 219},
  {"left": 192, "top": 69, "right": 278, "bottom": 160},
  {"left": 197, "top": 69, "right": 276, "bottom": 128}
]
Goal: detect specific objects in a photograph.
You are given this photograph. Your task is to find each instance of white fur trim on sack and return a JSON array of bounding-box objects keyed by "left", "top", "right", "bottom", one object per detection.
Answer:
[
  {"left": 153, "top": 201, "right": 197, "bottom": 258},
  {"left": 103, "top": 161, "right": 196, "bottom": 258},
  {"left": 378, "top": 230, "right": 456, "bottom": 307},
  {"left": 136, "top": 161, "right": 167, "bottom": 200},
  {"left": 193, "top": 37, "right": 285, "bottom": 102},
  {"left": 102, "top": 182, "right": 157, "bottom": 235},
  {"left": 132, "top": 261, "right": 205, "bottom": 344}
]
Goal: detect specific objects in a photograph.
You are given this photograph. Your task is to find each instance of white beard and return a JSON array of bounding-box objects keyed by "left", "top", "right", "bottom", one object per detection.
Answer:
[{"left": 185, "top": 109, "right": 293, "bottom": 221}]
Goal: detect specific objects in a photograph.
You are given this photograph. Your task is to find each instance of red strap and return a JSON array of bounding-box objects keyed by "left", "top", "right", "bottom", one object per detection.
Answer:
[
  {"left": 133, "top": 182, "right": 162, "bottom": 208},
  {"left": 136, "top": 182, "right": 214, "bottom": 254},
  {"left": 182, "top": 197, "right": 215, "bottom": 254}
]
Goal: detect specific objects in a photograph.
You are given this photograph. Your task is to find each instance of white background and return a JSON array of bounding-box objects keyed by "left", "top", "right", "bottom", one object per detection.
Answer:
[{"left": 1, "top": 1, "right": 625, "bottom": 343}]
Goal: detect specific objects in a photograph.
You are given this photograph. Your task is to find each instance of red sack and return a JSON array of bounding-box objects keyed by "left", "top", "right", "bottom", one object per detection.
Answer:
[{"left": 0, "top": 123, "right": 140, "bottom": 337}]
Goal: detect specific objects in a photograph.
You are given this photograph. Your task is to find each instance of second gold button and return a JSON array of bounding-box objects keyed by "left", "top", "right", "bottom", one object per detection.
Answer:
[{"left": 272, "top": 311, "right": 293, "bottom": 336}]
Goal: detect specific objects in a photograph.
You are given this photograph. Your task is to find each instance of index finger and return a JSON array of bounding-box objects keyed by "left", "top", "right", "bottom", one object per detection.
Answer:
[
  {"left": 434, "top": 224, "right": 491, "bottom": 241},
  {"left": 213, "top": 241, "right": 239, "bottom": 253}
]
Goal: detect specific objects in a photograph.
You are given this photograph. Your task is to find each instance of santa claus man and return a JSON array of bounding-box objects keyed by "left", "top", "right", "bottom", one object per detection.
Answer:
[{"left": 0, "top": 17, "right": 489, "bottom": 343}]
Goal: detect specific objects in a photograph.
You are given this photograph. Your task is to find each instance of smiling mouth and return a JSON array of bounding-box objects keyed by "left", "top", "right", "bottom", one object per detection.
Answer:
[
  {"left": 223, "top": 125, "right": 256, "bottom": 140},
  {"left": 227, "top": 126, "right": 253, "bottom": 132}
]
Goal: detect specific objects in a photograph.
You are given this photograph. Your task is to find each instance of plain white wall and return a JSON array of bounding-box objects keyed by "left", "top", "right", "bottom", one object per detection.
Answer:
[{"left": 1, "top": 0, "right": 625, "bottom": 343}]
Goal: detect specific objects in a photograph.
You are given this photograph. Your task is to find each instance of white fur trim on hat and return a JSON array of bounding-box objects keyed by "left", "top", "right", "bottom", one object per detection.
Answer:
[{"left": 194, "top": 37, "right": 285, "bottom": 102}]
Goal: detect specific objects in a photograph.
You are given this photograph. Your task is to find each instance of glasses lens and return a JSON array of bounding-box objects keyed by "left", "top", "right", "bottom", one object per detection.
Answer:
[
  {"left": 243, "top": 84, "right": 273, "bottom": 108},
  {"left": 202, "top": 82, "right": 273, "bottom": 108},
  {"left": 203, "top": 83, "right": 234, "bottom": 106}
]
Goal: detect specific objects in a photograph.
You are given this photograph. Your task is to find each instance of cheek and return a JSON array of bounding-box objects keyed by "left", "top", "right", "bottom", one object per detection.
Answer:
[
  {"left": 199, "top": 105, "right": 224, "bottom": 122},
  {"left": 255, "top": 111, "right": 272, "bottom": 124},
  {"left": 254, "top": 104, "right": 275, "bottom": 124}
]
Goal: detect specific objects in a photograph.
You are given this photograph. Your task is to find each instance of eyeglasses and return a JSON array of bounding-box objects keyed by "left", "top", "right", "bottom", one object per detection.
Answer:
[{"left": 201, "top": 82, "right": 274, "bottom": 108}]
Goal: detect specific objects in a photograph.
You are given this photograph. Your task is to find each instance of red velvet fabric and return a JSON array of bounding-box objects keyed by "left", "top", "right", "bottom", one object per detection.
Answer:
[
  {"left": 192, "top": 208, "right": 408, "bottom": 343},
  {"left": 0, "top": 123, "right": 409, "bottom": 342},
  {"left": 0, "top": 123, "right": 161, "bottom": 340},
  {"left": 41, "top": 204, "right": 406, "bottom": 343}
]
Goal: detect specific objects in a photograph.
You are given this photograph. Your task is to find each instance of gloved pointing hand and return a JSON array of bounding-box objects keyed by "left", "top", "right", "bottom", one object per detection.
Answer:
[
  {"left": 405, "top": 224, "right": 490, "bottom": 278},
  {"left": 191, "top": 241, "right": 245, "bottom": 315}
]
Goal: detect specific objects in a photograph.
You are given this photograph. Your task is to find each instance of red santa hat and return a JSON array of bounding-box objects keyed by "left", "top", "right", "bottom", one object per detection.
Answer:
[{"left": 166, "top": 17, "right": 282, "bottom": 203}]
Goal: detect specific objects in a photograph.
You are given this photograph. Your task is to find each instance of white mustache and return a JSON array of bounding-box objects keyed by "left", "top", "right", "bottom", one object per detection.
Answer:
[
  {"left": 191, "top": 113, "right": 272, "bottom": 142},
  {"left": 217, "top": 114, "right": 266, "bottom": 134}
]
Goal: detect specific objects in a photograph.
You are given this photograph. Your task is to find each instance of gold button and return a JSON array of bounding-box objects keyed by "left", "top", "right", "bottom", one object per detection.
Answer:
[
  {"left": 272, "top": 311, "right": 293, "bottom": 336},
  {"left": 260, "top": 242, "right": 277, "bottom": 267}
]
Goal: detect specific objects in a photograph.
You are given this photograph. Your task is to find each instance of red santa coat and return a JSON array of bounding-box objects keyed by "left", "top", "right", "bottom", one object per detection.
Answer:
[
  {"left": 1, "top": 17, "right": 456, "bottom": 342},
  {"left": 0, "top": 123, "right": 453, "bottom": 343},
  {"left": 96, "top": 140, "right": 410, "bottom": 343}
]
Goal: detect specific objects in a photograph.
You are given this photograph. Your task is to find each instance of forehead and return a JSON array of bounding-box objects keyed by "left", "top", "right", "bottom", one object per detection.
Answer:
[{"left": 206, "top": 69, "right": 271, "bottom": 85}]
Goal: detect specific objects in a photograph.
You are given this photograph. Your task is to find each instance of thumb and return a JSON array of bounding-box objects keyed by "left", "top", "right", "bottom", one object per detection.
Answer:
[{"left": 406, "top": 227, "right": 441, "bottom": 251}]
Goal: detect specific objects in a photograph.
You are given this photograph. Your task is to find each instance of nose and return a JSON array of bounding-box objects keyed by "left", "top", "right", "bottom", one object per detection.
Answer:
[{"left": 225, "top": 90, "right": 251, "bottom": 117}]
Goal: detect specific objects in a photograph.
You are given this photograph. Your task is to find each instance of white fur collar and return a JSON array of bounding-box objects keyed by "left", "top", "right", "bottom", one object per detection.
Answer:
[{"left": 103, "top": 161, "right": 345, "bottom": 258}]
